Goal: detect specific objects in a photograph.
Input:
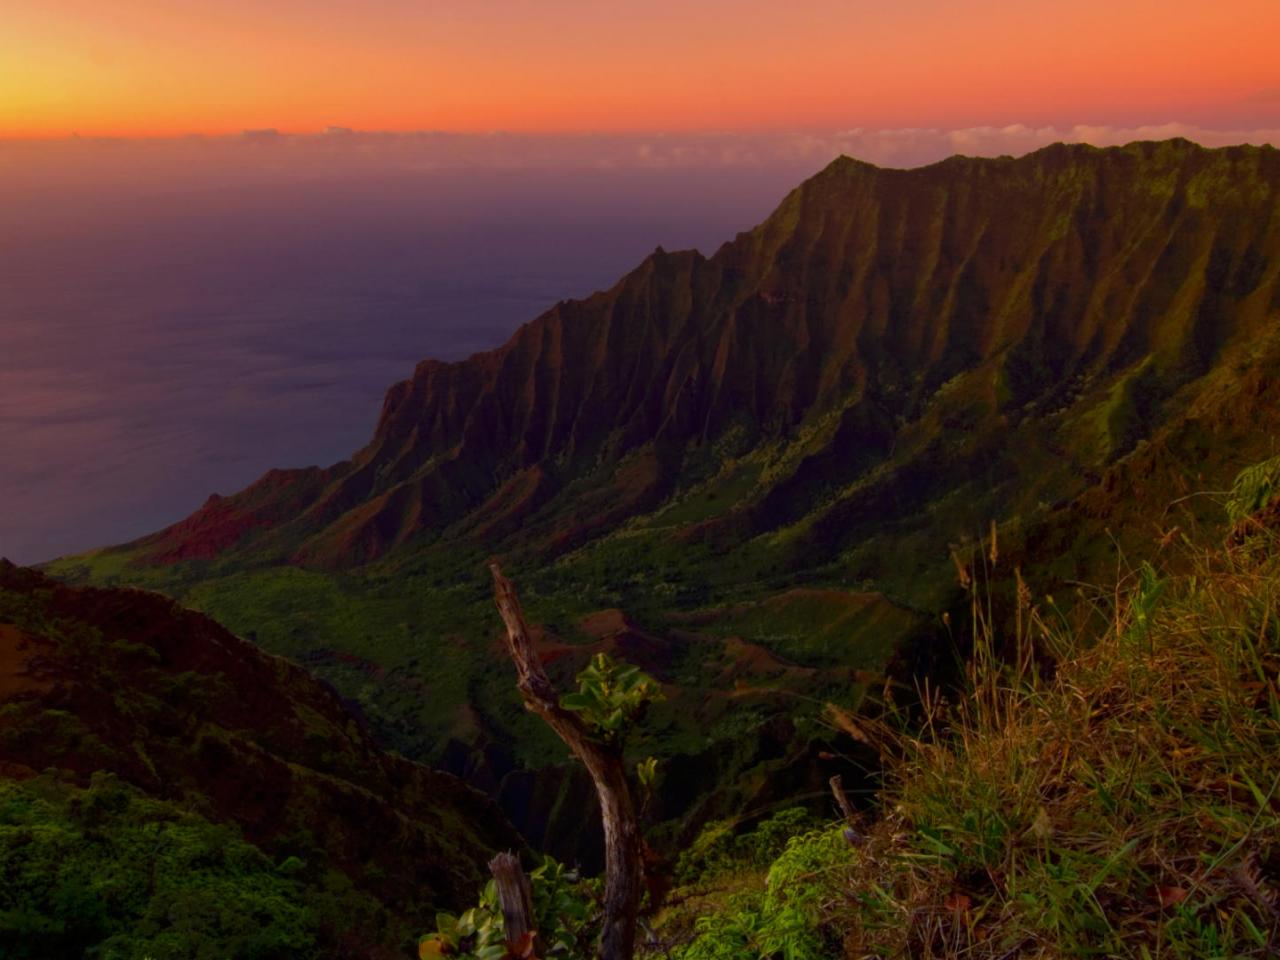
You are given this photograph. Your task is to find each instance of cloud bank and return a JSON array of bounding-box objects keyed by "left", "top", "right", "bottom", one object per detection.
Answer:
[{"left": 3, "top": 124, "right": 1277, "bottom": 198}]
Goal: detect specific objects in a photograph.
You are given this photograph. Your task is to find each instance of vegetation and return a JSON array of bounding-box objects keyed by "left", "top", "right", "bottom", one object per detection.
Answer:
[
  {"left": 425, "top": 467, "right": 1280, "bottom": 959},
  {"left": 0, "top": 561, "right": 521, "bottom": 956},
  {"left": 671, "top": 807, "right": 819, "bottom": 885},
  {"left": 0, "top": 772, "right": 380, "bottom": 960},
  {"left": 420, "top": 859, "right": 598, "bottom": 960},
  {"left": 560, "top": 653, "right": 664, "bottom": 747},
  {"left": 667, "top": 496, "right": 1280, "bottom": 957},
  {"left": 491, "top": 566, "right": 667, "bottom": 959},
  {"left": 1227, "top": 454, "right": 1280, "bottom": 526}
]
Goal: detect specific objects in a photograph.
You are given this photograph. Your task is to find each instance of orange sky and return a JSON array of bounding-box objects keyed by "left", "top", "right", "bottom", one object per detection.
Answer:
[{"left": 2, "top": 0, "right": 1278, "bottom": 138}]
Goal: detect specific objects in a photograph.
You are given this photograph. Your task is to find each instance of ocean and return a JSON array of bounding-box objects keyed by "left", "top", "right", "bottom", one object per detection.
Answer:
[{"left": 0, "top": 159, "right": 811, "bottom": 563}]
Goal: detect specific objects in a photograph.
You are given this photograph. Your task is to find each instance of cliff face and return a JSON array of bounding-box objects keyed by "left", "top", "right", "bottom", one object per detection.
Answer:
[
  {"left": 0, "top": 561, "right": 522, "bottom": 947},
  {"left": 131, "top": 140, "right": 1280, "bottom": 575}
]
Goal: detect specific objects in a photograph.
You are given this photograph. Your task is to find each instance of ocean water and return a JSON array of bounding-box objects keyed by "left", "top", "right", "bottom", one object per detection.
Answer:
[{"left": 0, "top": 163, "right": 810, "bottom": 564}]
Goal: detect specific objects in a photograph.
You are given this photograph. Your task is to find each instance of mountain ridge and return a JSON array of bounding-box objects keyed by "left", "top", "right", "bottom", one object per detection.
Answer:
[{"left": 114, "top": 139, "right": 1280, "bottom": 578}]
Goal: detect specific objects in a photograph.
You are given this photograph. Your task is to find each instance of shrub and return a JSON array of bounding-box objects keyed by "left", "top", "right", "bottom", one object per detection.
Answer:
[
  {"left": 668, "top": 461, "right": 1280, "bottom": 958},
  {"left": 419, "top": 857, "right": 598, "bottom": 959}
]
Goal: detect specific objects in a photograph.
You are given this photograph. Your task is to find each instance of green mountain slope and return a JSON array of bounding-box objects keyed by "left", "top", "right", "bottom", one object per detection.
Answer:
[
  {"left": 0, "top": 562, "right": 521, "bottom": 956},
  {"left": 48, "top": 138, "right": 1280, "bottom": 861}
]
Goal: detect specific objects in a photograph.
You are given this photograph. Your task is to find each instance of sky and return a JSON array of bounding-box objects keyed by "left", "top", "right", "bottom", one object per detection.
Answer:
[{"left": 3, "top": 0, "right": 1279, "bottom": 138}]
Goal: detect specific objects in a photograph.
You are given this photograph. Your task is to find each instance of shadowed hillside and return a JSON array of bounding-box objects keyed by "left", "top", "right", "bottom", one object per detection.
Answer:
[{"left": 0, "top": 562, "right": 521, "bottom": 956}]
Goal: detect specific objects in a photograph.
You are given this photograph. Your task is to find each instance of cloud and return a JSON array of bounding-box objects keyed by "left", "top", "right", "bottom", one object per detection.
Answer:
[{"left": 4, "top": 124, "right": 1279, "bottom": 197}]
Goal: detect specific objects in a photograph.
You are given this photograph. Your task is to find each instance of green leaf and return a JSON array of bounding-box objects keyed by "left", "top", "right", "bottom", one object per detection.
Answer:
[
  {"left": 433, "top": 912, "right": 459, "bottom": 947},
  {"left": 559, "top": 692, "right": 594, "bottom": 711},
  {"left": 435, "top": 916, "right": 460, "bottom": 942},
  {"left": 457, "top": 907, "right": 477, "bottom": 936},
  {"left": 637, "top": 756, "right": 659, "bottom": 789}
]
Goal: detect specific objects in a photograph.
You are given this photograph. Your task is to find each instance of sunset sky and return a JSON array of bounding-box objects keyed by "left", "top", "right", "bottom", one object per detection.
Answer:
[{"left": 3, "top": 0, "right": 1279, "bottom": 138}]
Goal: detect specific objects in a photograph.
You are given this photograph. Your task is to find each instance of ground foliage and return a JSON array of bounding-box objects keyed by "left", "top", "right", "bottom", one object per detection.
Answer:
[
  {"left": 433, "top": 464, "right": 1280, "bottom": 959},
  {"left": 666, "top": 471, "right": 1280, "bottom": 958},
  {"left": 0, "top": 772, "right": 383, "bottom": 960}
]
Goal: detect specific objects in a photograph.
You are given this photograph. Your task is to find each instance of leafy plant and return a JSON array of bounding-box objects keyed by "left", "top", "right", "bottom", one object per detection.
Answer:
[
  {"left": 419, "top": 858, "right": 597, "bottom": 960},
  {"left": 1122, "top": 561, "right": 1165, "bottom": 643},
  {"left": 678, "top": 829, "right": 847, "bottom": 960},
  {"left": 635, "top": 756, "right": 660, "bottom": 813},
  {"left": 675, "top": 807, "right": 819, "bottom": 884},
  {"left": 559, "top": 654, "right": 664, "bottom": 745},
  {"left": 635, "top": 757, "right": 659, "bottom": 793},
  {"left": 1225, "top": 454, "right": 1280, "bottom": 525}
]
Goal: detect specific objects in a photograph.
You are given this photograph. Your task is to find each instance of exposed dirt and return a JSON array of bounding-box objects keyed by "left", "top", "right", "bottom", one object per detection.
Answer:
[{"left": 0, "top": 624, "right": 54, "bottom": 698}]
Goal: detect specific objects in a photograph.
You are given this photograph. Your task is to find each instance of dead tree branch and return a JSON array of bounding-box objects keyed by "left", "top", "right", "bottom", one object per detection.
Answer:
[{"left": 490, "top": 563, "right": 642, "bottom": 960}]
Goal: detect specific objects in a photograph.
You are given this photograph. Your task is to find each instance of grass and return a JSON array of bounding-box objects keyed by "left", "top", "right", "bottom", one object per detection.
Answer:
[{"left": 661, "top": 512, "right": 1280, "bottom": 958}]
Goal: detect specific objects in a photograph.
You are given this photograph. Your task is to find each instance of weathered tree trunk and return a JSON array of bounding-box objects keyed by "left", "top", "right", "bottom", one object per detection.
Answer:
[
  {"left": 490, "top": 563, "right": 643, "bottom": 960},
  {"left": 489, "top": 851, "right": 540, "bottom": 957}
]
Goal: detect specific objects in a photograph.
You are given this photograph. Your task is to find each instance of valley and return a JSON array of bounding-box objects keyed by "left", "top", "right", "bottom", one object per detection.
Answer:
[{"left": 43, "top": 138, "right": 1280, "bottom": 867}]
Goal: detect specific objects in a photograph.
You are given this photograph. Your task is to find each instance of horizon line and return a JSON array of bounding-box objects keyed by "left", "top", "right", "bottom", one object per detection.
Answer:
[{"left": 4, "top": 123, "right": 1280, "bottom": 144}]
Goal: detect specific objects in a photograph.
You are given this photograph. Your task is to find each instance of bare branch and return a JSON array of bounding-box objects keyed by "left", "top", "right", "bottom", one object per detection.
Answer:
[
  {"left": 829, "top": 774, "right": 858, "bottom": 827},
  {"left": 490, "top": 563, "right": 643, "bottom": 960}
]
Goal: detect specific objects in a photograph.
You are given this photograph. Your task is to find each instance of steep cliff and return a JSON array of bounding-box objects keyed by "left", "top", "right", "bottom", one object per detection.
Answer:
[{"left": 124, "top": 140, "right": 1280, "bottom": 583}]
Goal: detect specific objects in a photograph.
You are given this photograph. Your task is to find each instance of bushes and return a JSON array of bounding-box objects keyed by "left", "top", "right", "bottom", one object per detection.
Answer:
[
  {"left": 421, "top": 810, "right": 845, "bottom": 960},
  {"left": 674, "top": 808, "right": 820, "bottom": 884},
  {"left": 681, "top": 828, "right": 849, "bottom": 960},
  {"left": 435, "top": 467, "right": 1280, "bottom": 959},
  {"left": 464, "top": 549, "right": 1279, "bottom": 958},
  {"left": 818, "top": 530, "right": 1280, "bottom": 955},
  {"left": 420, "top": 858, "right": 599, "bottom": 959},
  {"left": 0, "top": 772, "right": 382, "bottom": 959}
]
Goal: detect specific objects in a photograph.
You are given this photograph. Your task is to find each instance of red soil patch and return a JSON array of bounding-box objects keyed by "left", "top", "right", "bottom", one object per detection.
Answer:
[
  {"left": 0, "top": 624, "right": 54, "bottom": 699},
  {"left": 577, "top": 608, "right": 631, "bottom": 639}
]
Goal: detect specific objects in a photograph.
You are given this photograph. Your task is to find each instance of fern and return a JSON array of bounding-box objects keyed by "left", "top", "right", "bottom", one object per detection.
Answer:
[{"left": 1225, "top": 455, "right": 1280, "bottom": 524}]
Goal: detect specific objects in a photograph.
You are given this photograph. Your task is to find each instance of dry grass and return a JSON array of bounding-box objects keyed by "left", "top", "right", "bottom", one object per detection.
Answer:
[{"left": 823, "top": 528, "right": 1280, "bottom": 958}]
